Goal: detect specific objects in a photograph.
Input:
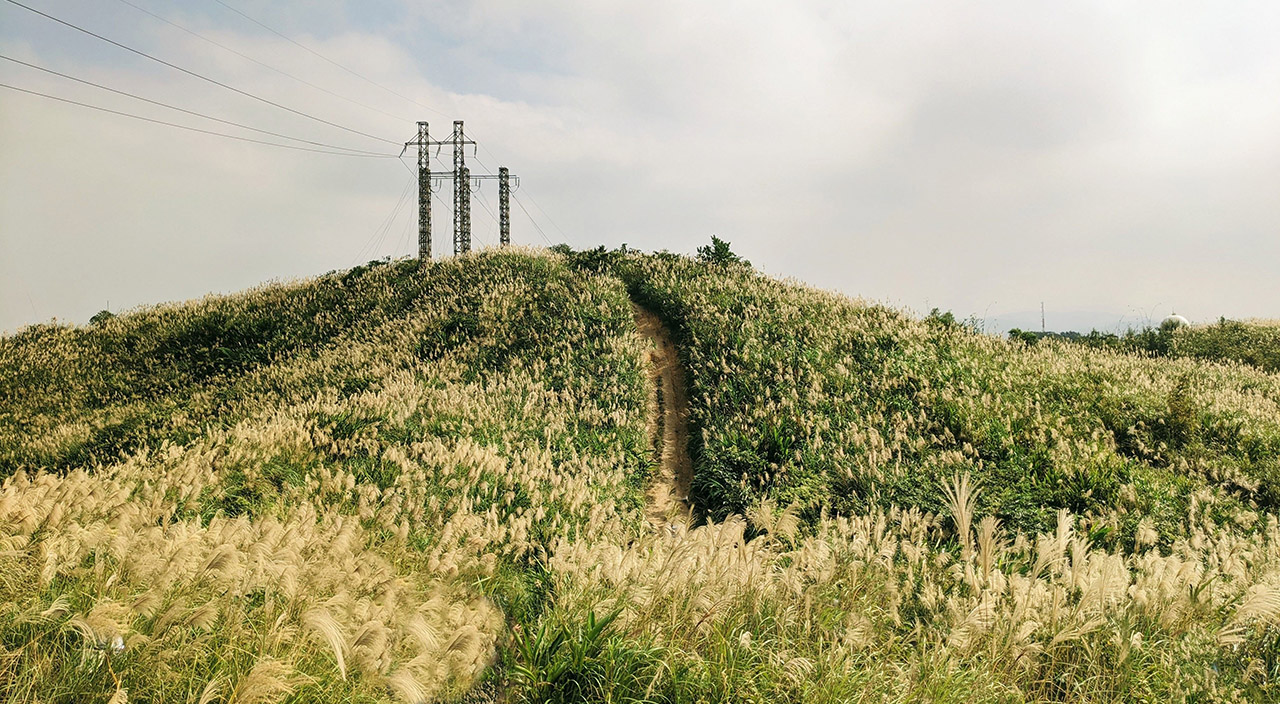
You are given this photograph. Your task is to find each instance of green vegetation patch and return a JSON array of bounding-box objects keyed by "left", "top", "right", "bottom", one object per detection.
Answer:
[
  {"left": 0, "top": 250, "right": 652, "bottom": 702},
  {"left": 572, "top": 245, "right": 1280, "bottom": 546}
]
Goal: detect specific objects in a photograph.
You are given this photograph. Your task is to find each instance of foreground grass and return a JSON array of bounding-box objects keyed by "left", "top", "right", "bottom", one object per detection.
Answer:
[{"left": 543, "top": 495, "right": 1280, "bottom": 702}]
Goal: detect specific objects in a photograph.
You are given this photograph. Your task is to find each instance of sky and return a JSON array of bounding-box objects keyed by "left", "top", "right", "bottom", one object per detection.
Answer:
[{"left": 2, "top": 0, "right": 1278, "bottom": 335}]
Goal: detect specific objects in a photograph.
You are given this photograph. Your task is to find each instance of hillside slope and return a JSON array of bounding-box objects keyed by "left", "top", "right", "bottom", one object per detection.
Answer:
[
  {"left": 611, "top": 252, "right": 1280, "bottom": 542},
  {"left": 1, "top": 252, "right": 653, "bottom": 702},
  {"left": 4, "top": 247, "right": 1280, "bottom": 703}
]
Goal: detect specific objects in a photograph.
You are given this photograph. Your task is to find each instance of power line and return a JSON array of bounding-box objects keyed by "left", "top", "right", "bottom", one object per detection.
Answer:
[
  {"left": 213, "top": 0, "right": 448, "bottom": 119},
  {"left": 469, "top": 194, "right": 492, "bottom": 248},
  {"left": 0, "top": 54, "right": 392, "bottom": 155},
  {"left": 473, "top": 187, "right": 501, "bottom": 247},
  {"left": 353, "top": 174, "right": 415, "bottom": 265},
  {"left": 0, "top": 81, "right": 398, "bottom": 157},
  {"left": 375, "top": 180, "right": 419, "bottom": 260},
  {"left": 513, "top": 188, "right": 570, "bottom": 245},
  {"left": 432, "top": 189, "right": 454, "bottom": 224},
  {"left": 368, "top": 181, "right": 414, "bottom": 260},
  {"left": 398, "top": 196, "right": 416, "bottom": 256},
  {"left": 3, "top": 0, "right": 399, "bottom": 146},
  {"left": 112, "top": 0, "right": 411, "bottom": 125},
  {"left": 399, "top": 182, "right": 422, "bottom": 256},
  {"left": 512, "top": 193, "right": 554, "bottom": 246},
  {"left": 466, "top": 130, "right": 571, "bottom": 246},
  {"left": 430, "top": 188, "right": 459, "bottom": 251},
  {"left": 462, "top": 128, "right": 504, "bottom": 170}
]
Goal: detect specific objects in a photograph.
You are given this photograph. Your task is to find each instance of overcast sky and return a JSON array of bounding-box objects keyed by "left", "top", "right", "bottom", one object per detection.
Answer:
[{"left": 2, "top": 0, "right": 1278, "bottom": 334}]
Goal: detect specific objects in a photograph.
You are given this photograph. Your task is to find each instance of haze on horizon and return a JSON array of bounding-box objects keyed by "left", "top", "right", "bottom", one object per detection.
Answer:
[{"left": 3, "top": 0, "right": 1278, "bottom": 335}]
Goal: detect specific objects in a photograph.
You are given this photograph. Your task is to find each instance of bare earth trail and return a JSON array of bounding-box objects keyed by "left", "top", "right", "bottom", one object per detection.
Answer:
[{"left": 631, "top": 303, "right": 694, "bottom": 528}]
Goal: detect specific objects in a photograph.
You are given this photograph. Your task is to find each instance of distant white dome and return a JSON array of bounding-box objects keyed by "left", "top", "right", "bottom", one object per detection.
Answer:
[{"left": 1161, "top": 314, "right": 1190, "bottom": 329}]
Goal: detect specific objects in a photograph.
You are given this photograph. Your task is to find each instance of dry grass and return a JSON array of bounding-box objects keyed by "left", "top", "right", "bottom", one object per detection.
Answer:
[
  {"left": 3, "top": 247, "right": 1279, "bottom": 702},
  {"left": 1, "top": 250, "right": 651, "bottom": 702}
]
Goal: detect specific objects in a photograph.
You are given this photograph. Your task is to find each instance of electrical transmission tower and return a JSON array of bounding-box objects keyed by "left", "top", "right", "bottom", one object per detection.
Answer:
[
  {"left": 402, "top": 120, "right": 515, "bottom": 260},
  {"left": 499, "top": 167, "right": 511, "bottom": 246},
  {"left": 451, "top": 121, "right": 473, "bottom": 255},
  {"left": 415, "top": 121, "right": 431, "bottom": 260}
]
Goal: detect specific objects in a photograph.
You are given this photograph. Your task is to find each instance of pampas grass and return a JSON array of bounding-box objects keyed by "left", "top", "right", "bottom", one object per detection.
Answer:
[{"left": 4, "top": 248, "right": 1280, "bottom": 702}]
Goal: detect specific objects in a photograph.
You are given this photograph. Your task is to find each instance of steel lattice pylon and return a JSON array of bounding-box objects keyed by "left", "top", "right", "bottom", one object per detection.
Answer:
[
  {"left": 498, "top": 167, "right": 510, "bottom": 247},
  {"left": 455, "top": 164, "right": 471, "bottom": 255},
  {"left": 415, "top": 121, "right": 431, "bottom": 260},
  {"left": 451, "top": 122, "right": 469, "bottom": 255},
  {"left": 403, "top": 119, "right": 513, "bottom": 260}
]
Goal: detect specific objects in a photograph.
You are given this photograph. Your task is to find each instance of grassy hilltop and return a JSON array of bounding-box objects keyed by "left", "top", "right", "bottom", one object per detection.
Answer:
[
  {"left": 609, "top": 251, "right": 1280, "bottom": 539},
  {"left": 3, "top": 246, "right": 1280, "bottom": 703}
]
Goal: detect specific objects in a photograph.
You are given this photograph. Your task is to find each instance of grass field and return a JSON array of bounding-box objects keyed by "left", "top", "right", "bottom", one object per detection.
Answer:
[
  {"left": 611, "top": 252, "right": 1280, "bottom": 539},
  {"left": 3, "top": 246, "right": 1279, "bottom": 702},
  {"left": 1, "top": 251, "right": 653, "bottom": 702}
]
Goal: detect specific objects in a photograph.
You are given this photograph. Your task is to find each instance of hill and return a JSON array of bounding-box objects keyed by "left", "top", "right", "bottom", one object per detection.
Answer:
[
  {"left": 605, "top": 252, "right": 1280, "bottom": 540},
  {"left": 3, "top": 247, "right": 1280, "bottom": 703},
  {"left": 1, "top": 252, "right": 653, "bottom": 702}
]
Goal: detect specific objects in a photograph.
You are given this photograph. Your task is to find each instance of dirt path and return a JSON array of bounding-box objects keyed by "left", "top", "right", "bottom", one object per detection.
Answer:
[{"left": 632, "top": 303, "right": 693, "bottom": 528}]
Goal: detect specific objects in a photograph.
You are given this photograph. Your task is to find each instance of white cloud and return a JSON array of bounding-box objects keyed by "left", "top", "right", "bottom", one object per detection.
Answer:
[{"left": 2, "top": 0, "right": 1279, "bottom": 332}]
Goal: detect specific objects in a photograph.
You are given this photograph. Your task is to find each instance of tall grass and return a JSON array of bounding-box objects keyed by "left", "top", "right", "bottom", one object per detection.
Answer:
[
  {"left": 1, "top": 250, "right": 652, "bottom": 702},
  {"left": 544, "top": 484, "right": 1280, "bottom": 701},
  {"left": 4, "top": 246, "right": 1279, "bottom": 702},
  {"left": 1061, "top": 318, "right": 1280, "bottom": 373},
  {"left": 608, "top": 251, "right": 1280, "bottom": 545}
]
